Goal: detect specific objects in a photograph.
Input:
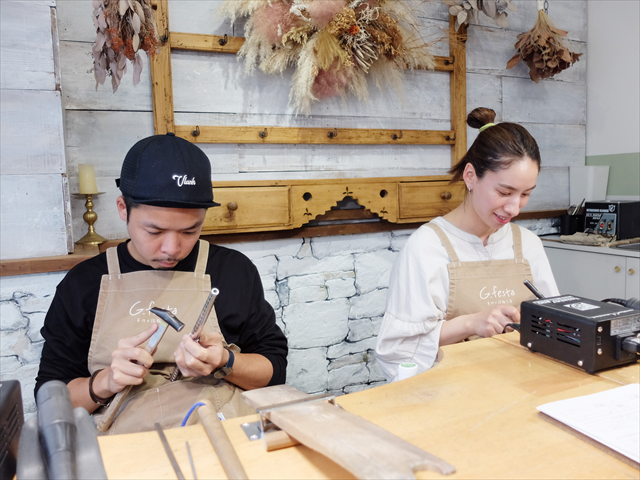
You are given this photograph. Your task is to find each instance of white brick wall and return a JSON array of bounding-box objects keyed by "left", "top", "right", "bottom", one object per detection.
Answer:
[{"left": 0, "top": 218, "right": 558, "bottom": 413}]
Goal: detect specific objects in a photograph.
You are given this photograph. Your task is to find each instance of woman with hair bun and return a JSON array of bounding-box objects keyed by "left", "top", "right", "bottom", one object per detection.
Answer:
[{"left": 375, "top": 107, "right": 559, "bottom": 381}]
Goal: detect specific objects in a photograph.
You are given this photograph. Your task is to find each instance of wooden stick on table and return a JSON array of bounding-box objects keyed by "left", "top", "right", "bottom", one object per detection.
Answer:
[{"left": 197, "top": 400, "right": 248, "bottom": 480}]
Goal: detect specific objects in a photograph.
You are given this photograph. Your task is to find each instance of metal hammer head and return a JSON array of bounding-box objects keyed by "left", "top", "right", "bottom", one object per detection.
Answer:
[
  {"left": 150, "top": 307, "right": 185, "bottom": 332},
  {"left": 147, "top": 307, "right": 185, "bottom": 352}
]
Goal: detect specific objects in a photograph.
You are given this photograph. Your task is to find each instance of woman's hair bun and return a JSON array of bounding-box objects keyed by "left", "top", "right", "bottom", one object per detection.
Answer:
[{"left": 467, "top": 107, "right": 497, "bottom": 130}]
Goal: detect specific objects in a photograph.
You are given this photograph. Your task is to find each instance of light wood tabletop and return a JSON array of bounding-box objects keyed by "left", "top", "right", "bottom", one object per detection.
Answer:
[{"left": 98, "top": 333, "right": 640, "bottom": 479}]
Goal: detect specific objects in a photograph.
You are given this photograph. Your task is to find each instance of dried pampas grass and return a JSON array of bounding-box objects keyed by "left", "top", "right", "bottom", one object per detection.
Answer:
[
  {"left": 219, "top": 0, "right": 437, "bottom": 114},
  {"left": 291, "top": 36, "right": 320, "bottom": 114},
  {"left": 306, "top": 0, "right": 346, "bottom": 30}
]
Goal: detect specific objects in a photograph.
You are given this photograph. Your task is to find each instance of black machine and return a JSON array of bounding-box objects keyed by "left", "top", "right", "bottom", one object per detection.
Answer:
[
  {"left": 520, "top": 295, "right": 640, "bottom": 374},
  {"left": 583, "top": 200, "right": 640, "bottom": 239}
]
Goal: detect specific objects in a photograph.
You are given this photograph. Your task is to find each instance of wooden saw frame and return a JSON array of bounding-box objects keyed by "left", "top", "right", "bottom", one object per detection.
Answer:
[{"left": 148, "top": 0, "right": 468, "bottom": 166}]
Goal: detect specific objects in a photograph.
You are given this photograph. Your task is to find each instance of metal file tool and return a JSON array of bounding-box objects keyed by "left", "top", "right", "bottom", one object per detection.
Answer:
[{"left": 169, "top": 288, "right": 220, "bottom": 382}]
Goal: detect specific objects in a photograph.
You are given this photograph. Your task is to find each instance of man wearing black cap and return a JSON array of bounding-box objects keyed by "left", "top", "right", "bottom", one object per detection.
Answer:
[{"left": 36, "top": 134, "right": 288, "bottom": 433}]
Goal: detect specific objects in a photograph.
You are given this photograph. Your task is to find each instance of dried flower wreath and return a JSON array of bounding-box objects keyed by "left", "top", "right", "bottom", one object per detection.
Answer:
[
  {"left": 507, "top": 9, "right": 582, "bottom": 83},
  {"left": 92, "top": 0, "right": 159, "bottom": 92},
  {"left": 219, "top": 0, "right": 437, "bottom": 114}
]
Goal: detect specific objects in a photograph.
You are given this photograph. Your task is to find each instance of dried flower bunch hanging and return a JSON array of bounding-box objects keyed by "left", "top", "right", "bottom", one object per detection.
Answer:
[
  {"left": 219, "top": 0, "right": 436, "bottom": 114},
  {"left": 442, "top": 0, "right": 517, "bottom": 31},
  {"left": 507, "top": 9, "right": 582, "bottom": 83},
  {"left": 92, "top": 0, "right": 159, "bottom": 92}
]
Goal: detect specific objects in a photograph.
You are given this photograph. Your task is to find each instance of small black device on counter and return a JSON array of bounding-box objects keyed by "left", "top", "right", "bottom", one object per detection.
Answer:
[
  {"left": 583, "top": 200, "right": 640, "bottom": 239},
  {"left": 520, "top": 295, "right": 640, "bottom": 374}
]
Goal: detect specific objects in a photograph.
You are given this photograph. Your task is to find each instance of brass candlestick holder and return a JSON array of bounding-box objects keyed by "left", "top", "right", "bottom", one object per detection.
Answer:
[{"left": 75, "top": 193, "right": 107, "bottom": 245}]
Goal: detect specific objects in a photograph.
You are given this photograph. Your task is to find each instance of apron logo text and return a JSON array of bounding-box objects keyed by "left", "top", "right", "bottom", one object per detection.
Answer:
[
  {"left": 480, "top": 286, "right": 516, "bottom": 300},
  {"left": 172, "top": 174, "right": 196, "bottom": 187}
]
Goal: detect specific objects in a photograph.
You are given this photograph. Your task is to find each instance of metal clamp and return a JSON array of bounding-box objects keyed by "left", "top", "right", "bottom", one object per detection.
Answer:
[{"left": 241, "top": 393, "right": 337, "bottom": 441}]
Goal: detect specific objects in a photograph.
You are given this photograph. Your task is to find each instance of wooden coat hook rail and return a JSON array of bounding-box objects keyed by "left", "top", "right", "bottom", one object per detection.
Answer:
[{"left": 149, "top": 0, "right": 468, "bottom": 165}]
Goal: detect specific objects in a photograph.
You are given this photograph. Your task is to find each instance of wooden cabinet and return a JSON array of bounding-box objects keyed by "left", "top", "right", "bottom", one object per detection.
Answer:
[
  {"left": 201, "top": 176, "right": 463, "bottom": 234},
  {"left": 543, "top": 241, "right": 640, "bottom": 300},
  {"left": 398, "top": 181, "right": 465, "bottom": 222},
  {"left": 202, "top": 186, "right": 291, "bottom": 234},
  {"left": 291, "top": 182, "right": 398, "bottom": 228},
  {"left": 624, "top": 256, "right": 639, "bottom": 299}
]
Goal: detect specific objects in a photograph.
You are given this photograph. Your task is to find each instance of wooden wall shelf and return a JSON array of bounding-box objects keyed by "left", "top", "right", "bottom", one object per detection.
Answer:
[{"left": 203, "top": 176, "right": 466, "bottom": 235}]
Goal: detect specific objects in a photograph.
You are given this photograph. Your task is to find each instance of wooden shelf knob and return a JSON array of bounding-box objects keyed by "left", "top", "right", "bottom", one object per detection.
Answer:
[
  {"left": 440, "top": 191, "right": 452, "bottom": 200},
  {"left": 227, "top": 202, "right": 238, "bottom": 212}
]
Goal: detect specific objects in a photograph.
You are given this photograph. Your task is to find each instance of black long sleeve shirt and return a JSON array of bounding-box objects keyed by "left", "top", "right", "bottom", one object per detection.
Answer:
[{"left": 35, "top": 241, "right": 287, "bottom": 395}]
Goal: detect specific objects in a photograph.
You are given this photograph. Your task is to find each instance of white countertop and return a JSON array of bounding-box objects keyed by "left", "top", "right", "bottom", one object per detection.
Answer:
[{"left": 541, "top": 235, "right": 640, "bottom": 258}]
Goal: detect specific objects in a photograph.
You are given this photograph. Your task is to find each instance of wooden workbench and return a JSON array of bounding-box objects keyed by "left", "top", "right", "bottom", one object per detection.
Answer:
[{"left": 98, "top": 333, "right": 639, "bottom": 479}]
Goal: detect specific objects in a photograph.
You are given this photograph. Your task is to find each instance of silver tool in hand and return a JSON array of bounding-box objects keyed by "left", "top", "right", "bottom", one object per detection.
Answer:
[
  {"left": 96, "top": 313, "right": 185, "bottom": 432},
  {"left": 523, "top": 279, "right": 545, "bottom": 299},
  {"left": 170, "top": 288, "right": 220, "bottom": 382}
]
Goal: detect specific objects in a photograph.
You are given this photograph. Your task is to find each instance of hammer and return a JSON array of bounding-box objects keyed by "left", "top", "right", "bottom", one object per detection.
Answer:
[{"left": 95, "top": 309, "right": 184, "bottom": 432}]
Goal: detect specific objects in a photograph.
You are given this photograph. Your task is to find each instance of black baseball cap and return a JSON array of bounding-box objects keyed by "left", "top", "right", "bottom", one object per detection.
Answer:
[{"left": 116, "top": 133, "right": 220, "bottom": 209}]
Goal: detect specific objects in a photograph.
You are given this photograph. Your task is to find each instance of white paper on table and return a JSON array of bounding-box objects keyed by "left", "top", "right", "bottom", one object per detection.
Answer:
[{"left": 537, "top": 383, "right": 640, "bottom": 463}]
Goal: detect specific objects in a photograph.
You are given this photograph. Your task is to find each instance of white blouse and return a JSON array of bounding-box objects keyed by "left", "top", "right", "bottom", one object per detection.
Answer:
[{"left": 375, "top": 217, "right": 559, "bottom": 381}]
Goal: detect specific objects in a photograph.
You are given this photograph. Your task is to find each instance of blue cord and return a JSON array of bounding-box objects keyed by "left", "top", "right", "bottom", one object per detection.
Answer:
[{"left": 181, "top": 402, "right": 206, "bottom": 427}]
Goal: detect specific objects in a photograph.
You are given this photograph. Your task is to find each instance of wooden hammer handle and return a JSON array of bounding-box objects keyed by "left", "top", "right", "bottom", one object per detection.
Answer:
[
  {"left": 95, "top": 385, "right": 132, "bottom": 432},
  {"left": 197, "top": 401, "right": 248, "bottom": 480}
]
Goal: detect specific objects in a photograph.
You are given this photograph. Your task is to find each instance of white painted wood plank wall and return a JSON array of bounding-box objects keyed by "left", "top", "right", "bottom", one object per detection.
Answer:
[
  {"left": 0, "top": 0, "right": 70, "bottom": 260},
  {"left": 50, "top": 0, "right": 587, "bottom": 241}
]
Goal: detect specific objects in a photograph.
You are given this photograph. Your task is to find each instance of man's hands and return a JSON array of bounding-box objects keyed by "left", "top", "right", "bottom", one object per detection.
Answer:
[
  {"left": 68, "top": 323, "right": 159, "bottom": 412},
  {"left": 173, "top": 331, "right": 227, "bottom": 378},
  {"left": 105, "top": 323, "right": 159, "bottom": 393}
]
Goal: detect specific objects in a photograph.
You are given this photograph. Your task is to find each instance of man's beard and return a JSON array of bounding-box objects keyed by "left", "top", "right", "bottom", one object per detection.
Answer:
[{"left": 153, "top": 257, "right": 181, "bottom": 270}]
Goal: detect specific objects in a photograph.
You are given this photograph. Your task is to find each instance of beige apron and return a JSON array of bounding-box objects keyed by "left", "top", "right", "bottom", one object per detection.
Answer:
[
  {"left": 88, "top": 240, "right": 254, "bottom": 435},
  {"left": 428, "top": 223, "right": 535, "bottom": 331}
]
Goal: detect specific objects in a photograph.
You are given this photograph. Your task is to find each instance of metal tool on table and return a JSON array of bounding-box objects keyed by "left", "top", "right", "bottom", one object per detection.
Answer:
[
  {"left": 96, "top": 312, "right": 185, "bottom": 432},
  {"left": 154, "top": 423, "right": 185, "bottom": 480},
  {"left": 185, "top": 442, "right": 198, "bottom": 480},
  {"left": 169, "top": 288, "right": 220, "bottom": 382}
]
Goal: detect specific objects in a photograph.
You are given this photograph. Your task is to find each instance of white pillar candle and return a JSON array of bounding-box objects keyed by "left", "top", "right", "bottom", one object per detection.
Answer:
[{"left": 78, "top": 164, "right": 98, "bottom": 194}]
